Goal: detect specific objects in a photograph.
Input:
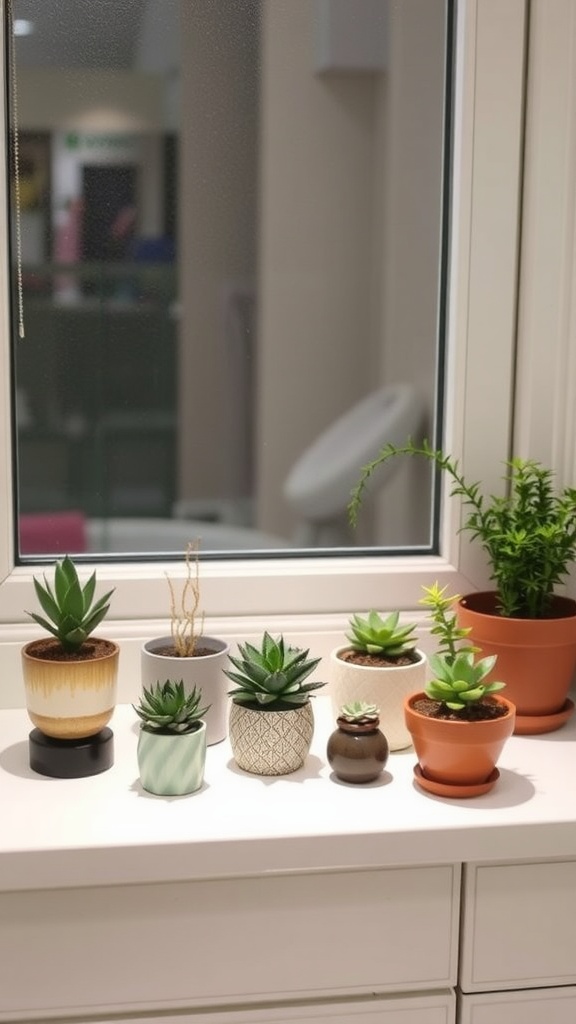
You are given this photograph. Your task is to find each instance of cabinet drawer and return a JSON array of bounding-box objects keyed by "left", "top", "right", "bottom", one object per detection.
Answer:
[
  {"left": 460, "top": 861, "right": 576, "bottom": 992},
  {"left": 459, "top": 986, "right": 576, "bottom": 1024},
  {"left": 102, "top": 991, "right": 456, "bottom": 1024},
  {"left": 0, "top": 866, "right": 459, "bottom": 1019}
]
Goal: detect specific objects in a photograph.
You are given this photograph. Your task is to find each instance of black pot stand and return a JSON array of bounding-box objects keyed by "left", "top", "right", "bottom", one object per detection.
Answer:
[{"left": 29, "top": 728, "right": 114, "bottom": 778}]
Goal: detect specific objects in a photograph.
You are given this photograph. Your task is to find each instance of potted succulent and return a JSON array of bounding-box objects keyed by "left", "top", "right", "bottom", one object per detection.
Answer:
[
  {"left": 326, "top": 701, "right": 389, "bottom": 784},
  {"left": 350, "top": 440, "right": 576, "bottom": 734},
  {"left": 330, "top": 610, "right": 426, "bottom": 751},
  {"left": 405, "top": 582, "right": 515, "bottom": 797},
  {"left": 224, "top": 632, "right": 326, "bottom": 776},
  {"left": 141, "top": 542, "right": 229, "bottom": 746},
  {"left": 134, "top": 680, "right": 210, "bottom": 796},
  {"left": 22, "top": 555, "right": 118, "bottom": 776}
]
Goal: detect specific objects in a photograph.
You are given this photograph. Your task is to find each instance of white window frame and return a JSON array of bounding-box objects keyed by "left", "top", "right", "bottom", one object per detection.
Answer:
[{"left": 0, "top": 0, "right": 529, "bottom": 653}]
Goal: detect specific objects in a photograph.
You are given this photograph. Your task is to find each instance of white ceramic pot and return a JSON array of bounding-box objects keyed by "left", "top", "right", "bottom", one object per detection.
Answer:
[
  {"left": 330, "top": 645, "right": 427, "bottom": 751},
  {"left": 22, "top": 637, "right": 119, "bottom": 740},
  {"left": 141, "top": 635, "right": 230, "bottom": 745},
  {"left": 229, "top": 700, "right": 315, "bottom": 775}
]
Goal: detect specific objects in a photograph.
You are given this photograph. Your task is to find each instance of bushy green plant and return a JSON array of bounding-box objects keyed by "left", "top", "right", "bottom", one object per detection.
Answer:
[
  {"left": 134, "top": 680, "right": 210, "bottom": 734},
  {"left": 26, "top": 555, "right": 114, "bottom": 653},
  {"left": 420, "top": 582, "right": 505, "bottom": 713},
  {"left": 225, "top": 632, "right": 325, "bottom": 709},
  {"left": 339, "top": 700, "right": 379, "bottom": 723},
  {"left": 349, "top": 439, "right": 576, "bottom": 619},
  {"left": 346, "top": 609, "right": 418, "bottom": 658}
]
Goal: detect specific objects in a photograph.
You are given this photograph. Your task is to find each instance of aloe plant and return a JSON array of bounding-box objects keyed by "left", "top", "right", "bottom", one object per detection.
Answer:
[
  {"left": 225, "top": 632, "right": 325, "bottom": 709},
  {"left": 346, "top": 610, "right": 418, "bottom": 658},
  {"left": 134, "top": 680, "right": 210, "bottom": 734},
  {"left": 26, "top": 555, "right": 114, "bottom": 654}
]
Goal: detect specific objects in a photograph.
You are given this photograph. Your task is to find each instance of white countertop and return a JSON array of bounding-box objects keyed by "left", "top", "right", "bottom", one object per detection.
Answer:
[{"left": 2, "top": 697, "right": 576, "bottom": 892}]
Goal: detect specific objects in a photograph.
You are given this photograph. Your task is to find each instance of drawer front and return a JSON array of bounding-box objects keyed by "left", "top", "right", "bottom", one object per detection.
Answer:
[
  {"left": 459, "top": 986, "right": 576, "bottom": 1024},
  {"left": 0, "top": 866, "right": 459, "bottom": 1019},
  {"left": 460, "top": 861, "right": 576, "bottom": 992},
  {"left": 102, "top": 991, "right": 456, "bottom": 1024}
]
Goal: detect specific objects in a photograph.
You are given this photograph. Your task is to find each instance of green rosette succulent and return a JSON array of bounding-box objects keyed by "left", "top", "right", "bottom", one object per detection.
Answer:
[
  {"left": 134, "top": 680, "right": 210, "bottom": 734},
  {"left": 225, "top": 632, "right": 325, "bottom": 709},
  {"left": 346, "top": 610, "right": 418, "bottom": 658},
  {"left": 26, "top": 555, "right": 114, "bottom": 653}
]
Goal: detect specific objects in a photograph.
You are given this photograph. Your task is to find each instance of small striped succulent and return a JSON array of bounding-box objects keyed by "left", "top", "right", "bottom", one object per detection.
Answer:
[
  {"left": 225, "top": 632, "right": 325, "bottom": 709},
  {"left": 346, "top": 610, "right": 418, "bottom": 658},
  {"left": 26, "top": 555, "right": 114, "bottom": 653},
  {"left": 134, "top": 680, "right": 210, "bottom": 734}
]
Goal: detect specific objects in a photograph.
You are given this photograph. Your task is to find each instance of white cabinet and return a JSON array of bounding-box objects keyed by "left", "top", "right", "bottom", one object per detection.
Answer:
[
  {"left": 0, "top": 867, "right": 459, "bottom": 1021},
  {"left": 460, "top": 860, "right": 576, "bottom": 992},
  {"left": 459, "top": 986, "right": 576, "bottom": 1024}
]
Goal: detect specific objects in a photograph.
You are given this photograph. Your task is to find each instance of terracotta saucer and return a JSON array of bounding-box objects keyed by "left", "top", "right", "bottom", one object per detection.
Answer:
[
  {"left": 413, "top": 764, "right": 500, "bottom": 799},
  {"left": 514, "top": 698, "right": 574, "bottom": 736}
]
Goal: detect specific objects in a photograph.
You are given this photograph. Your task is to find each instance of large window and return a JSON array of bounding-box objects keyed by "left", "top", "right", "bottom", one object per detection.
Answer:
[{"left": 0, "top": 0, "right": 528, "bottom": 634}]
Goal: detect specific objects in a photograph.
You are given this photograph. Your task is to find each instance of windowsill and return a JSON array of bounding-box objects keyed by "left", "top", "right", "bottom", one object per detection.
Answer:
[{"left": 2, "top": 697, "right": 576, "bottom": 893}]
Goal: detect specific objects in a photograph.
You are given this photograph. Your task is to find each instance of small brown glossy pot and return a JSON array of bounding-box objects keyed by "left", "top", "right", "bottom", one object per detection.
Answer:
[{"left": 327, "top": 717, "right": 389, "bottom": 783}]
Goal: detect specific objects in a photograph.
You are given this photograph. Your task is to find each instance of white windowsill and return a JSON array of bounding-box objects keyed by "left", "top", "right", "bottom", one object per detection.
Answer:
[{"left": 2, "top": 696, "right": 576, "bottom": 894}]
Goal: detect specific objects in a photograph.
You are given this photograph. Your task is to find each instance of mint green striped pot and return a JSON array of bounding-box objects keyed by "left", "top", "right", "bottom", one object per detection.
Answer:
[{"left": 137, "top": 722, "right": 207, "bottom": 796}]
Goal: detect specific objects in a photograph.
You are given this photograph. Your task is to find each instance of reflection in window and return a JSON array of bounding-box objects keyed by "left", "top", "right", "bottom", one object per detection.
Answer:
[{"left": 9, "top": 0, "right": 451, "bottom": 558}]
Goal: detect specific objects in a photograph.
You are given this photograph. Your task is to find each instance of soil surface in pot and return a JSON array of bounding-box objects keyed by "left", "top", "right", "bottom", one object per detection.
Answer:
[
  {"left": 25, "top": 637, "right": 116, "bottom": 663},
  {"left": 412, "top": 697, "right": 508, "bottom": 722},
  {"left": 338, "top": 649, "right": 420, "bottom": 668},
  {"left": 151, "top": 643, "right": 216, "bottom": 658}
]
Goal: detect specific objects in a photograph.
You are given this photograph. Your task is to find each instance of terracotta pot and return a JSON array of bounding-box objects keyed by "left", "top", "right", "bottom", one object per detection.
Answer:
[
  {"left": 404, "top": 692, "right": 516, "bottom": 788},
  {"left": 141, "top": 635, "right": 230, "bottom": 746},
  {"left": 22, "top": 637, "right": 119, "bottom": 740},
  {"left": 229, "top": 700, "right": 315, "bottom": 776},
  {"left": 457, "top": 592, "right": 576, "bottom": 732},
  {"left": 327, "top": 716, "right": 389, "bottom": 783},
  {"left": 330, "top": 645, "right": 426, "bottom": 751}
]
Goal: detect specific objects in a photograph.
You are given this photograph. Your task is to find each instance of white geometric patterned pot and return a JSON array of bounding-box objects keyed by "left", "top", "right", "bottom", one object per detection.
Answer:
[
  {"left": 228, "top": 701, "right": 315, "bottom": 776},
  {"left": 137, "top": 721, "right": 207, "bottom": 796},
  {"left": 330, "top": 646, "right": 427, "bottom": 751}
]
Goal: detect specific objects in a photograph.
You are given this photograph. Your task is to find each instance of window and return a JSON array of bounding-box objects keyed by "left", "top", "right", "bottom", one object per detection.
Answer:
[{"left": 0, "top": 0, "right": 528, "bottom": 635}]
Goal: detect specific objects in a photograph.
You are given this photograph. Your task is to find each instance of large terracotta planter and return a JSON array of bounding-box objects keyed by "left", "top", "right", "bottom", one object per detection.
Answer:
[
  {"left": 141, "top": 635, "right": 230, "bottom": 746},
  {"left": 22, "top": 637, "right": 119, "bottom": 740},
  {"left": 405, "top": 692, "right": 515, "bottom": 795},
  {"left": 330, "top": 646, "right": 426, "bottom": 750},
  {"left": 229, "top": 700, "right": 315, "bottom": 776},
  {"left": 137, "top": 721, "right": 207, "bottom": 796},
  {"left": 457, "top": 592, "right": 576, "bottom": 733}
]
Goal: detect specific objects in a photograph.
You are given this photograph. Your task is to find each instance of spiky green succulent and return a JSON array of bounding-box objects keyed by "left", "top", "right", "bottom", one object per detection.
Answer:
[
  {"left": 426, "top": 652, "right": 505, "bottom": 712},
  {"left": 339, "top": 701, "right": 380, "bottom": 724},
  {"left": 26, "top": 555, "right": 114, "bottom": 653},
  {"left": 225, "top": 632, "right": 325, "bottom": 709},
  {"left": 134, "top": 680, "right": 210, "bottom": 734},
  {"left": 346, "top": 610, "right": 418, "bottom": 658}
]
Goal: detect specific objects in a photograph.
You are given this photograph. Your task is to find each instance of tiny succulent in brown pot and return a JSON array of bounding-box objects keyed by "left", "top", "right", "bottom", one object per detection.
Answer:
[{"left": 327, "top": 701, "right": 389, "bottom": 784}]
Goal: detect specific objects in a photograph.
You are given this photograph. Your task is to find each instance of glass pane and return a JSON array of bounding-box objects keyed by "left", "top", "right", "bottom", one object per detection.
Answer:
[{"left": 8, "top": 0, "right": 451, "bottom": 559}]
